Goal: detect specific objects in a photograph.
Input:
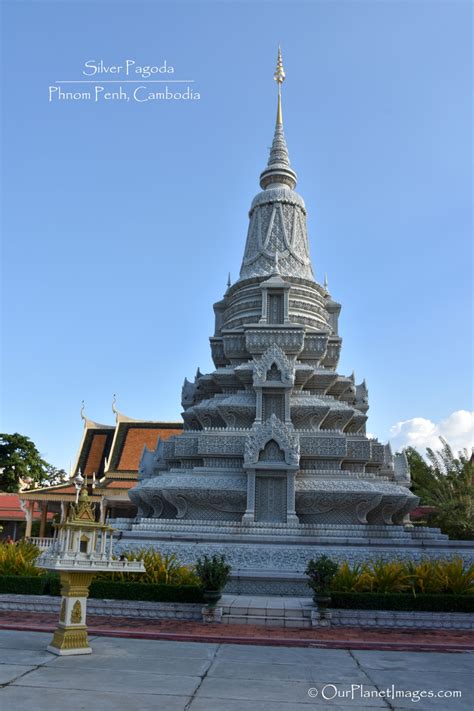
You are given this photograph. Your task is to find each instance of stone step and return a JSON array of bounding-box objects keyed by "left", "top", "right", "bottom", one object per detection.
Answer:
[
  {"left": 113, "top": 518, "right": 433, "bottom": 532},
  {"left": 220, "top": 595, "right": 313, "bottom": 628},
  {"left": 126, "top": 527, "right": 445, "bottom": 539},
  {"left": 222, "top": 614, "right": 311, "bottom": 628},
  {"left": 112, "top": 520, "right": 448, "bottom": 541}
]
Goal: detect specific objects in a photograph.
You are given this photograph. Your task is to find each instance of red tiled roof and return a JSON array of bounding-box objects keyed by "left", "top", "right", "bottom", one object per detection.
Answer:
[
  {"left": 76, "top": 428, "right": 114, "bottom": 478},
  {"left": 0, "top": 494, "right": 55, "bottom": 520},
  {"left": 84, "top": 433, "right": 109, "bottom": 476},
  {"left": 410, "top": 505, "right": 437, "bottom": 519},
  {"left": 99, "top": 480, "right": 134, "bottom": 490},
  {"left": 117, "top": 426, "right": 182, "bottom": 471}
]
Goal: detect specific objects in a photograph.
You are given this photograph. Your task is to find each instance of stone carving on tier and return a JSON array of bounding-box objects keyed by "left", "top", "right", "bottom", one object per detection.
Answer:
[
  {"left": 245, "top": 329, "right": 305, "bottom": 355},
  {"left": 161, "top": 491, "right": 188, "bottom": 518}
]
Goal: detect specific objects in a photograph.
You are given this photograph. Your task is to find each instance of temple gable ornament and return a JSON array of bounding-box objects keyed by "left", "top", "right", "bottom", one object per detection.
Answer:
[
  {"left": 253, "top": 344, "right": 295, "bottom": 387},
  {"left": 244, "top": 414, "right": 300, "bottom": 467}
]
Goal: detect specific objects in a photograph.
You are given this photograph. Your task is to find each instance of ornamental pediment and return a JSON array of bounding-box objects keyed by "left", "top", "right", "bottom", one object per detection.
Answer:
[
  {"left": 253, "top": 344, "right": 295, "bottom": 387},
  {"left": 244, "top": 415, "right": 300, "bottom": 467}
]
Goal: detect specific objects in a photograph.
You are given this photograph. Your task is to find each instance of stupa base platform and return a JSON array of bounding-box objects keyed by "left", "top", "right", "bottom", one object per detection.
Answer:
[{"left": 113, "top": 518, "right": 474, "bottom": 596}]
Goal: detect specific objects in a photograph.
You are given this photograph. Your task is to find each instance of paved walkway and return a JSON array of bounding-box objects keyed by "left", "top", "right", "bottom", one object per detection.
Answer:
[
  {"left": 0, "top": 629, "right": 472, "bottom": 710},
  {"left": 1, "top": 609, "right": 473, "bottom": 652}
]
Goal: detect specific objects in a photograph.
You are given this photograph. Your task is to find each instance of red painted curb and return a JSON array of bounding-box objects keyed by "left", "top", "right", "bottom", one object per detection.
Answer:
[{"left": 0, "top": 623, "right": 472, "bottom": 653}]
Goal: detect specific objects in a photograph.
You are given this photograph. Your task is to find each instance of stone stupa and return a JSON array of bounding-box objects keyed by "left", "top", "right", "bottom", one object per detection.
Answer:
[{"left": 115, "top": 50, "right": 470, "bottom": 594}]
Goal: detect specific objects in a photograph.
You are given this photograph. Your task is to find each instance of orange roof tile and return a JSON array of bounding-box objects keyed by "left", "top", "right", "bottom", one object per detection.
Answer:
[
  {"left": 100, "top": 480, "right": 134, "bottom": 490},
  {"left": 77, "top": 428, "right": 114, "bottom": 478},
  {"left": 84, "top": 434, "right": 109, "bottom": 476},
  {"left": 117, "top": 426, "right": 182, "bottom": 471}
]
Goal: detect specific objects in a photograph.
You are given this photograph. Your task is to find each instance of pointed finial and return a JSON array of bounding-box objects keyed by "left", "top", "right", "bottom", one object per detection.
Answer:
[
  {"left": 273, "top": 250, "right": 281, "bottom": 275},
  {"left": 112, "top": 393, "right": 119, "bottom": 415},
  {"left": 73, "top": 469, "right": 84, "bottom": 503},
  {"left": 324, "top": 273, "right": 329, "bottom": 291},
  {"left": 80, "top": 400, "right": 86, "bottom": 423},
  {"left": 274, "top": 46, "right": 285, "bottom": 126},
  {"left": 227, "top": 272, "right": 231, "bottom": 288},
  {"left": 259, "top": 47, "right": 297, "bottom": 191}
]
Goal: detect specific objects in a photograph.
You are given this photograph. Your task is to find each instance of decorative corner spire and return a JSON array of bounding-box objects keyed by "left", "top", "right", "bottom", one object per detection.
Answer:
[
  {"left": 80, "top": 400, "right": 86, "bottom": 424},
  {"left": 273, "top": 250, "right": 281, "bottom": 275},
  {"left": 112, "top": 394, "right": 119, "bottom": 415},
  {"left": 227, "top": 272, "right": 231, "bottom": 288},
  {"left": 259, "top": 47, "right": 297, "bottom": 191}
]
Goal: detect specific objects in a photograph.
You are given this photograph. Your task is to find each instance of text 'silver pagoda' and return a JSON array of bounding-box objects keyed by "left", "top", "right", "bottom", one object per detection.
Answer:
[{"left": 114, "top": 51, "right": 466, "bottom": 594}]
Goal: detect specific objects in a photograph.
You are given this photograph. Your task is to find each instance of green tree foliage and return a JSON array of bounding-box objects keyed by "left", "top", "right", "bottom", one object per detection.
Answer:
[
  {"left": 44, "top": 464, "right": 68, "bottom": 487},
  {"left": 0, "top": 433, "right": 63, "bottom": 492},
  {"left": 406, "top": 438, "right": 473, "bottom": 540}
]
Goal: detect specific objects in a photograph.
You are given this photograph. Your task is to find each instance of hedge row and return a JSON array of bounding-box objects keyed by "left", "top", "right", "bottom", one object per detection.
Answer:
[
  {"left": 0, "top": 575, "right": 49, "bottom": 595},
  {"left": 0, "top": 576, "right": 471, "bottom": 612},
  {"left": 89, "top": 580, "right": 205, "bottom": 603},
  {"left": 331, "top": 591, "right": 474, "bottom": 613},
  {"left": 0, "top": 575, "right": 205, "bottom": 603}
]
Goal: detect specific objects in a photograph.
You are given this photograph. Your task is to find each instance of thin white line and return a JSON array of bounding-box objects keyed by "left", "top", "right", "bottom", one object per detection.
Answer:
[{"left": 54, "top": 80, "right": 195, "bottom": 84}]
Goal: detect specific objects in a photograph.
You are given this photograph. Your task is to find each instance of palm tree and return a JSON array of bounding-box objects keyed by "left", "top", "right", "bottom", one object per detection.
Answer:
[{"left": 405, "top": 438, "right": 473, "bottom": 540}]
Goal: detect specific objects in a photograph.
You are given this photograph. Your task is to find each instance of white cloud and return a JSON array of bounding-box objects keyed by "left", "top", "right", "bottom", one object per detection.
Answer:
[{"left": 389, "top": 410, "right": 474, "bottom": 454}]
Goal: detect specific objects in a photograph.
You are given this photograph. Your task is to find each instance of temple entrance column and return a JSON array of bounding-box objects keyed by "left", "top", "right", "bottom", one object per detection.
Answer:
[
  {"left": 19, "top": 499, "right": 34, "bottom": 538},
  {"left": 286, "top": 471, "right": 299, "bottom": 524},
  {"left": 242, "top": 470, "right": 256, "bottom": 523},
  {"left": 39, "top": 502, "right": 48, "bottom": 538}
]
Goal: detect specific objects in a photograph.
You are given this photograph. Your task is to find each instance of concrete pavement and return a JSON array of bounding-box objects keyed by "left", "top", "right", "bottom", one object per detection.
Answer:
[{"left": 0, "top": 629, "right": 472, "bottom": 710}]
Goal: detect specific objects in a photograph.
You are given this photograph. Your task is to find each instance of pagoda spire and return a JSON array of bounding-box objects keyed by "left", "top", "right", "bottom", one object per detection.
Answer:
[
  {"left": 275, "top": 45, "right": 285, "bottom": 126},
  {"left": 240, "top": 50, "right": 314, "bottom": 281},
  {"left": 259, "top": 47, "right": 297, "bottom": 191}
]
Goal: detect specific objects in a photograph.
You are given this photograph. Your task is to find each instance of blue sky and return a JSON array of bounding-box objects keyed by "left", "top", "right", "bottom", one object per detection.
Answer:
[{"left": 1, "top": 0, "right": 472, "bottom": 471}]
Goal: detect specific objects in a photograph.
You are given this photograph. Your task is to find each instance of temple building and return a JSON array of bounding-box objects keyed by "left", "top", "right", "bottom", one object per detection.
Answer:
[
  {"left": 111, "top": 51, "right": 471, "bottom": 594},
  {"left": 18, "top": 402, "right": 182, "bottom": 538},
  {"left": 0, "top": 493, "right": 55, "bottom": 540}
]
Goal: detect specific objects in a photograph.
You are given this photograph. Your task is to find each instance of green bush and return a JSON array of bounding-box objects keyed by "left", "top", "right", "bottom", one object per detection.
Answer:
[
  {"left": 94, "top": 549, "right": 199, "bottom": 586},
  {"left": 331, "top": 558, "right": 474, "bottom": 595},
  {"left": 89, "top": 580, "right": 205, "bottom": 603},
  {"left": 46, "top": 574, "right": 61, "bottom": 596},
  {"left": 0, "top": 574, "right": 204, "bottom": 602},
  {"left": 433, "top": 557, "right": 474, "bottom": 595},
  {"left": 0, "top": 540, "right": 42, "bottom": 576},
  {"left": 305, "top": 555, "right": 339, "bottom": 597},
  {"left": 195, "top": 554, "right": 231, "bottom": 591},
  {"left": 331, "top": 592, "right": 474, "bottom": 613},
  {"left": 0, "top": 575, "right": 49, "bottom": 595}
]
